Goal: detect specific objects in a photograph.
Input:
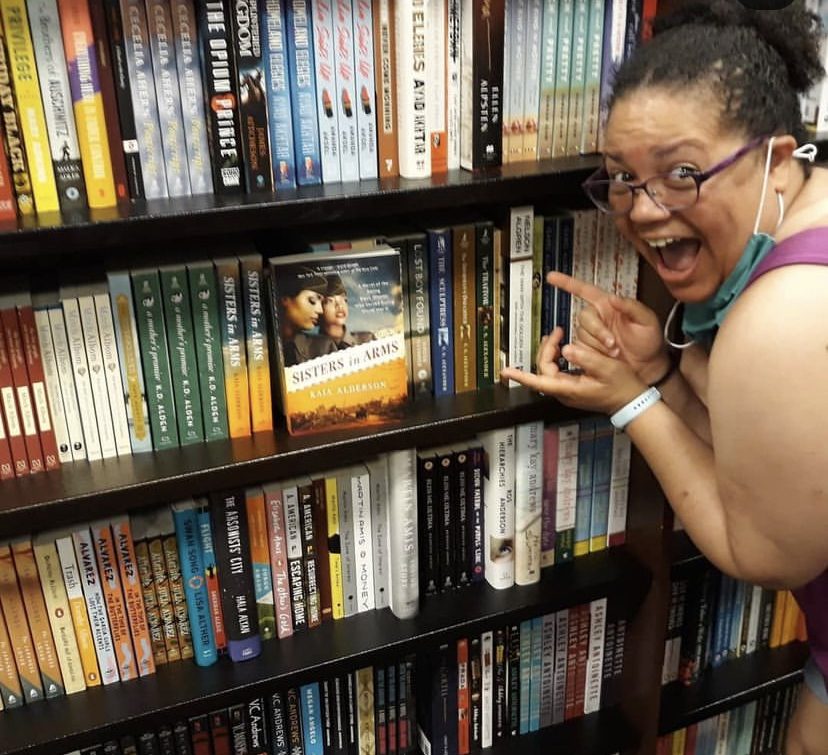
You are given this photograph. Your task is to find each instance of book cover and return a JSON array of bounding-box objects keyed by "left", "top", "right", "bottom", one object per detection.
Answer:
[
  {"left": 268, "top": 248, "right": 408, "bottom": 435},
  {"left": 394, "top": 0, "right": 429, "bottom": 178},
  {"left": 310, "top": 0, "right": 341, "bottom": 183},
  {"left": 332, "top": 0, "right": 359, "bottom": 181}
]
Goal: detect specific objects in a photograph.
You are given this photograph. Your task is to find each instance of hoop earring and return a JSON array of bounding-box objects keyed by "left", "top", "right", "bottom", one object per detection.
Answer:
[{"left": 664, "top": 301, "right": 695, "bottom": 350}]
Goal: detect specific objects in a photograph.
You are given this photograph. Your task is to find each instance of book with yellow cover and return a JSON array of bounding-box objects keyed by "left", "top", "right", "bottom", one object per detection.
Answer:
[{"left": 268, "top": 248, "right": 408, "bottom": 435}]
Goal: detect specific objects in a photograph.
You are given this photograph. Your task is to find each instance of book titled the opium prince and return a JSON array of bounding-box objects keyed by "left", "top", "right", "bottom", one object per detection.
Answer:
[{"left": 269, "top": 247, "right": 408, "bottom": 434}]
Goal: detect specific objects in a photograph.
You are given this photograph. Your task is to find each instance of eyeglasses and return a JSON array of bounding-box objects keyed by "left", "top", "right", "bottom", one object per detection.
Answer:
[{"left": 582, "top": 135, "right": 768, "bottom": 216}]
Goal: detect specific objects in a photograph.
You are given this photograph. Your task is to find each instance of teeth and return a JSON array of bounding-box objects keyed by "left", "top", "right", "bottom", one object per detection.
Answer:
[{"left": 646, "top": 237, "right": 679, "bottom": 249}]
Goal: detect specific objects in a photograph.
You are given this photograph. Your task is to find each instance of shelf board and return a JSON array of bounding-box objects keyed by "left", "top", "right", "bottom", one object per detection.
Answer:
[
  {"left": 0, "top": 547, "right": 650, "bottom": 755},
  {"left": 658, "top": 641, "right": 809, "bottom": 735},
  {"left": 0, "top": 157, "right": 600, "bottom": 263},
  {"left": 483, "top": 706, "right": 638, "bottom": 755},
  {"left": 0, "top": 385, "right": 587, "bottom": 537}
]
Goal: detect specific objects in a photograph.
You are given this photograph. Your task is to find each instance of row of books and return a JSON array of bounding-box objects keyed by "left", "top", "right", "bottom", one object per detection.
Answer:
[
  {"left": 662, "top": 566, "right": 807, "bottom": 688},
  {"left": 0, "top": 418, "right": 631, "bottom": 710},
  {"left": 656, "top": 684, "right": 802, "bottom": 755},
  {"left": 416, "top": 598, "right": 625, "bottom": 754}
]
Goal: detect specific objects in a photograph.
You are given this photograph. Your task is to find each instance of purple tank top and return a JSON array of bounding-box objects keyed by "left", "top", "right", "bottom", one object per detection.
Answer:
[{"left": 746, "top": 225, "right": 828, "bottom": 679}]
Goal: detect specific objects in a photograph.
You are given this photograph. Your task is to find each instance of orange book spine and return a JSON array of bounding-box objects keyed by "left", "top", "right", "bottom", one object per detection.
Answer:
[
  {"left": 240, "top": 255, "right": 272, "bottom": 433},
  {"left": 195, "top": 504, "right": 227, "bottom": 653},
  {"left": 246, "top": 486, "right": 275, "bottom": 641},
  {"left": 0, "top": 542, "right": 43, "bottom": 703},
  {"left": 133, "top": 537, "right": 168, "bottom": 666},
  {"left": 110, "top": 516, "right": 155, "bottom": 677},
  {"left": 780, "top": 591, "right": 801, "bottom": 646},
  {"left": 372, "top": 0, "right": 398, "bottom": 177},
  {"left": 0, "top": 602, "right": 23, "bottom": 708},
  {"left": 10, "top": 539, "right": 63, "bottom": 698},
  {"left": 0, "top": 120, "right": 17, "bottom": 220},
  {"left": 90, "top": 521, "right": 137, "bottom": 681}
]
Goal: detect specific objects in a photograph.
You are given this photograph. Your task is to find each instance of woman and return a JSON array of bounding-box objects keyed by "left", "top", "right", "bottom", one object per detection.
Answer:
[
  {"left": 501, "top": 3, "right": 828, "bottom": 751},
  {"left": 317, "top": 273, "right": 375, "bottom": 349},
  {"left": 278, "top": 267, "right": 330, "bottom": 367}
]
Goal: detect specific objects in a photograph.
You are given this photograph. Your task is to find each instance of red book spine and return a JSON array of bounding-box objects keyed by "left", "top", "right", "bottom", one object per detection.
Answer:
[
  {"left": 0, "top": 323, "right": 28, "bottom": 475},
  {"left": 16, "top": 304, "right": 59, "bottom": 470},
  {"left": 0, "top": 120, "right": 17, "bottom": 221},
  {"left": 573, "top": 603, "right": 591, "bottom": 718},
  {"left": 564, "top": 604, "right": 581, "bottom": 721},
  {"left": 0, "top": 399, "right": 12, "bottom": 479},
  {"left": 0, "top": 307, "right": 43, "bottom": 472}
]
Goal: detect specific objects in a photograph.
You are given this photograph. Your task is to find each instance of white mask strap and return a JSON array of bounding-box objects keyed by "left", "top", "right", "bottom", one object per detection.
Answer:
[
  {"left": 793, "top": 143, "right": 818, "bottom": 162},
  {"left": 664, "top": 301, "right": 695, "bottom": 350}
]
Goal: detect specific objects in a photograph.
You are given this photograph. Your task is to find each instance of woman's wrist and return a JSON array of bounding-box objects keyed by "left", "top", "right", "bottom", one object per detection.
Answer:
[{"left": 639, "top": 351, "right": 674, "bottom": 386}]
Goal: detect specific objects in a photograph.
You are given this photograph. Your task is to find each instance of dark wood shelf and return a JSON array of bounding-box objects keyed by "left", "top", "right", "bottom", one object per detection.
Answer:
[
  {"left": 483, "top": 706, "right": 639, "bottom": 755},
  {"left": 0, "top": 547, "right": 650, "bottom": 755},
  {"left": 0, "top": 157, "right": 600, "bottom": 264},
  {"left": 669, "top": 530, "right": 706, "bottom": 573},
  {"left": 1, "top": 385, "right": 588, "bottom": 537},
  {"left": 658, "top": 641, "right": 808, "bottom": 735}
]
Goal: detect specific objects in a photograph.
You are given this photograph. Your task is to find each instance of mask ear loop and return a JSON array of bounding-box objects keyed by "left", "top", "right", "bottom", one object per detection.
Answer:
[{"left": 664, "top": 301, "right": 695, "bottom": 350}]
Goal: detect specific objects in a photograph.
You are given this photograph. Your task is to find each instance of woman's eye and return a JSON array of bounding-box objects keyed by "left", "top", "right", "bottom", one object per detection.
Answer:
[
  {"left": 608, "top": 169, "right": 633, "bottom": 182},
  {"left": 671, "top": 165, "right": 701, "bottom": 179}
]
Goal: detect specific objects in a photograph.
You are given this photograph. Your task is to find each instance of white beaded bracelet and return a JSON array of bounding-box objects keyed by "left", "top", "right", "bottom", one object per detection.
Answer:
[{"left": 610, "top": 386, "right": 662, "bottom": 432}]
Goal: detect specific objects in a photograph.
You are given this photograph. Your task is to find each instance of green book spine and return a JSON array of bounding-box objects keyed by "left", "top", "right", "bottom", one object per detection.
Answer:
[
  {"left": 187, "top": 262, "right": 229, "bottom": 441},
  {"left": 159, "top": 265, "right": 205, "bottom": 445},
  {"left": 131, "top": 269, "right": 179, "bottom": 450}
]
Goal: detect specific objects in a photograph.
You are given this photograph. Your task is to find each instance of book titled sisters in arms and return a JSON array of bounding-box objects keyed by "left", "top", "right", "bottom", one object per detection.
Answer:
[{"left": 268, "top": 248, "right": 408, "bottom": 434}]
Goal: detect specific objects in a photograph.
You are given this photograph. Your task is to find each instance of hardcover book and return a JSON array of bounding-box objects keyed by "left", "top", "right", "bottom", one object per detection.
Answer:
[{"left": 268, "top": 248, "right": 408, "bottom": 434}]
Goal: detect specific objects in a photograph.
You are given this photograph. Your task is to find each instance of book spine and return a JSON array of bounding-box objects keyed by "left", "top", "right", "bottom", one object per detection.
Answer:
[
  {"left": 551, "top": 0, "right": 573, "bottom": 158},
  {"left": 564, "top": 0, "right": 588, "bottom": 157},
  {"left": 538, "top": 614, "right": 556, "bottom": 728},
  {"left": 240, "top": 254, "right": 272, "bottom": 432},
  {"left": 324, "top": 474, "right": 344, "bottom": 621},
  {"left": 186, "top": 262, "right": 229, "bottom": 441},
  {"left": 269, "top": 690, "right": 290, "bottom": 755},
  {"left": 75, "top": 294, "right": 117, "bottom": 459},
  {"left": 367, "top": 457, "right": 389, "bottom": 610},
  {"left": 574, "top": 417, "right": 596, "bottom": 557},
  {"left": 248, "top": 696, "right": 270, "bottom": 753},
  {"left": 541, "top": 425, "right": 558, "bottom": 566},
  {"left": 521, "top": 0, "right": 542, "bottom": 161},
  {"left": 0, "top": 119, "right": 17, "bottom": 219},
  {"left": 131, "top": 269, "right": 179, "bottom": 450},
  {"left": 0, "top": 28, "right": 34, "bottom": 214},
  {"left": 107, "top": 271, "right": 153, "bottom": 453},
  {"left": 215, "top": 257, "right": 251, "bottom": 438},
  {"left": 147, "top": 525, "right": 182, "bottom": 663},
  {"left": 479, "top": 426, "right": 516, "bottom": 589},
  {"left": 169, "top": 0, "right": 213, "bottom": 194},
  {"left": 337, "top": 469, "right": 357, "bottom": 617},
  {"left": 57, "top": 0, "right": 118, "bottom": 208},
  {"left": 505, "top": 0, "right": 525, "bottom": 165},
  {"left": 285, "top": 0, "right": 322, "bottom": 185},
  {"left": 452, "top": 224, "right": 476, "bottom": 394},
  {"left": 353, "top": 0, "right": 377, "bottom": 179},
  {"left": 583, "top": 597, "right": 606, "bottom": 713},
  {"left": 88, "top": 520, "right": 137, "bottom": 681},
  {"left": 351, "top": 468, "right": 375, "bottom": 613},
  {"left": 311, "top": 477, "right": 333, "bottom": 622},
  {"left": 109, "top": 516, "right": 155, "bottom": 676},
  {"left": 372, "top": 0, "right": 396, "bottom": 177},
  {"left": 0, "top": 577, "right": 24, "bottom": 708},
  {"left": 196, "top": 0, "right": 244, "bottom": 193},
  {"left": 16, "top": 304, "right": 60, "bottom": 469},
  {"left": 607, "top": 429, "right": 631, "bottom": 547},
  {"left": 231, "top": 0, "right": 273, "bottom": 192},
  {"left": 428, "top": 228, "right": 453, "bottom": 398},
  {"left": 146, "top": 0, "right": 191, "bottom": 196},
  {"left": 404, "top": 232, "right": 432, "bottom": 396},
  {"left": 537, "top": 0, "right": 558, "bottom": 159},
  {"left": 0, "top": 323, "right": 28, "bottom": 474},
  {"left": 283, "top": 483, "right": 308, "bottom": 630},
  {"left": 299, "top": 481, "right": 322, "bottom": 627},
  {"left": 159, "top": 265, "right": 205, "bottom": 445},
  {"left": 161, "top": 518, "right": 193, "bottom": 660},
  {"left": 245, "top": 486, "right": 276, "bottom": 640},
  {"left": 468, "top": 0, "right": 504, "bottom": 169},
  {"left": 32, "top": 308, "right": 71, "bottom": 463},
  {"left": 554, "top": 422, "right": 579, "bottom": 562},
  {"left": 264, "top": 484, "right": 293, "bottom": 638},
  {"left": 210, "top": 489, "right": 262, "bottom": 661},
  {"left": 119, "top": 0, "right": 169, "bottom": 198},
  {"left": 331, "top": 0, "right": 358, "bottom": 180},
  {"left": 10, "top": 539, "right": 64, "bottom": 697},
  {"left": 286, "top": 688, "right": 304, "bottom": 755},
  {"left": 474, "top": 222, "right": 494, "bottom": 388},
  {"left": 301, "top": 682, "right": 325, "bottom": 755},
  {"left": 514, "top": 420, "right": 543, "bottom": 586},
  {"left": 356, "top": 668, "right": 376, "bottom": 754},
  {"left": 394, "top": 0, "right": 428, "bottom": 178},
  {"left": 170, "top": 502, "right": 218, "bottom": 666},
  {"left": 261, "top": 0, "right": 296, "bottom": 187},
  {"left": 467, "top": 444, "right": 484, "bottom": 583},
  {"left": 588, "top": 417, "right": 613, "bottom": 552},
  {"left": 92, "top": 292, "right": 132, "bottom": 457},
  {"left": 71, "top": 527, "right": 120, "bottom": 685},
  {"left": 196, "top": 506, "right": 227, "bottom": 652},
  {"left": 506, "top": 206, "right": 534, "bottom": 383},
  {"left": 579, "top": 0, "right": 603, "bottom": 154},
  {"left": 1, "top": 0, "right": 61, "bottom": 213},
  {"left": 0, "top": 407, "right": 14, "bottom": 480},
  {"left": 131, "top": 529, "right": 168, "bottom": 665}
]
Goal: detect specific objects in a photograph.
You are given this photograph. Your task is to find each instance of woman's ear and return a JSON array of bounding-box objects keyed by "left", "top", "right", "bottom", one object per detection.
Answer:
[{"left": 769, "top": 134, "right": 797, "bottom": 193}]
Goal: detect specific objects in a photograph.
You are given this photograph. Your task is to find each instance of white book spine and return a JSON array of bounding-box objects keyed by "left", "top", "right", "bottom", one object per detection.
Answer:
[
  {"left": 446, "top": 0, "right": 460, "bottom": 169},
  {"left": 607, "top": 429, "right": 631, "bottom": 545},
  {"left": 333, "top": 0, "right": 360, "bottom": 181},
  {"left": 34, "top": 309, "right": 72, "bottom": 463},
  {"left": 506, "top": 0, "right": 526, "bottom": 163},
  {"left": 47, "top": 307, "right": 86, "bottom": 461},
  {"left": 425, "top": 0, "right": 445, "bottom": 170},
  {"left": 555, "top": 423, "right": 579, "bottom": 549},
  {"left": 458, "top": 0, "right": 473, "bottom": 169},
  {"left": 77, "top": 295, "right": 117, "bottom": 459},
  {"left": 311, "top": 0, "right": 342, "bottom": 181},
  {"left": 61, "top": 298, "right": 102, "bottom": 460},
  {"left": 569, "top": 210, "right": 592, "bottom": 344},
  {"left": 367, "top": 457, "right": 389, "bottom": 610},
  {"left": 552, "top": 608, "right": 569, "bottom": 724},
  {"left": 539, "top": 612, "right": 556, "bottom": 728},
  {"left": 480, "top": 426, "right": 516, "bottom": 589},
  {"left": 351, "top": 467, "right": 375, "bottom": 612},
  {"left": 499, "top": 0, "right": 511, "bottom": 164},
  {"left": 387, "top": 448, "right": 419, "bottom": 620},
  {"left": 583, "top": 597, "right": 606, "bottom": 713},
  {"left": 93, "top": 294, "right": 131, "bottom": 457},
  {"left": 746, "top": 584, "right": 763, "bottom": 655},
  {"left": 481, "top": 629, "right": 494, "bottom": 748},
  {"left": 594, "top": 215, "right": 616, "bottom": 292},
  {"left": 613, "top": 230, "right": 639, "bottom": 299},
  {"left": 13, "top": 371, "right": 38, "bottom": 460},
  {"left": 514, "top": 420, "right": 543, "bottom": 586},
  {"left": 507, "top": 206, "right": 534, "bottom": 384},
  {"left": 69, "top": 528, "right": 120, "bottom": 685},
  {"left": 713, "top": 710, "right": 730, "bottom": 755},
  {"left": 522, "top": 0, "right": 542, "bottom": 161},
  {"left": 395, "top": 0, "right": 430, "bottom": 178},
  {"left": 352, "top": 0, "right": 378, "bottom": 178},
  {"left": 282, "top": 484, "right": 303, "bottom": 562}
]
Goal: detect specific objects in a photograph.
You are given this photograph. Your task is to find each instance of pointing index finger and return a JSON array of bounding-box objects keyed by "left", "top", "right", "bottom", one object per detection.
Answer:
[{"left": 546, "top": 271, "right": 608, "bottom": 305}]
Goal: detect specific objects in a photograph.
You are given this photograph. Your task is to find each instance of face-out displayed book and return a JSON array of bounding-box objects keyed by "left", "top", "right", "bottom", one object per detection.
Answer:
[{"left": 268, "top": 247, "right": 408, "bottom": 434}]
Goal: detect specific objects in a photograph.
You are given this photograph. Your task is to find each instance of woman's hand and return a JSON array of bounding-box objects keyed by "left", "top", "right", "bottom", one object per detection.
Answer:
[
  {"left": 550, "top": 272, "right": 670, "bottom": 384},
  {"left": 500, "top": 326, "right": 648, "bottom": 415}
]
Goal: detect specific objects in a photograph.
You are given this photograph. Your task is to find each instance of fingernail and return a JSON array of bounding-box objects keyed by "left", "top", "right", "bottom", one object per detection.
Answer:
[{"left": 605, "top": 337, "right": 615, "bottom": 348}]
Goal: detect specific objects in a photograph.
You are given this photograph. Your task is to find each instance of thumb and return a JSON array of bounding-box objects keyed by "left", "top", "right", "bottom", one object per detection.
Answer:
[{"left": 609, "top": 294, "right": 656, "bottom": 325}]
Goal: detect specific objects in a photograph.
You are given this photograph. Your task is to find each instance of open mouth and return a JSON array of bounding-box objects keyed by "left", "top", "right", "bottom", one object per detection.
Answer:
[{"left": 646, "top": 237, "right": 702, "bottom": 275}]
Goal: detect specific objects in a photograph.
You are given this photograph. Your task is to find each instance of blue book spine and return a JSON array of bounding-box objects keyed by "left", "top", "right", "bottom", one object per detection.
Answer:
[
  {"left": 528, "top": 617, "right": 543, "bottom": 732},
  {"left": 554, "top": 214, "right": 574, "bottom": 356},
  {"left": 285, "top": 0, "right": 322, "bottom": 184},
  {"left": 711, "top": 574, "right": 732, "bottom": 668},
  {"left": 588, "top": 418, "right": 614, "bottom": 552},
  {"left": 427, "top": 228, "right": 454, "bottom": 397},
  {"left": 262, "top": 0, "right": 297, "bottom": 187},
  {"left": 299, "top": 682, "right": 325, "bottom": 755},
  {"left": 574, "top": 417, "right": 597, "bottom": 557},
  {"left": 171, "top": 502, "right": 217, "bottom": 666},
  {"left": 519, "top": 619, "right": 532, "bottom": 735},
  {"left": 541, "top": 216, "right": 557, "bottom": 337}
]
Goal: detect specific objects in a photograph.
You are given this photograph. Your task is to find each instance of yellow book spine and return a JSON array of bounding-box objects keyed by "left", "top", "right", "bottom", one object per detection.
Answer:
[
  {"left": 780, "top": 590, "right": 801, "bottom": 646},
  {"left": 240, "top": 255, "right": 272, "bottom": 432},
  {"left": 0, "top": 0, "right": 59, "bottom": 213},
  {"left": 32, "top": 537, "right": 86, "bottom": 694},
  {"left": 0, "top": 598, "right": 24, "bottom": 708},
  {"left": 671, "top": 728, "right": 686, "bottom": 755},
  {"left": 246, "top": 487, "right": 276, "bottom": 641},
  {"left": 147, "top": 535, "right": 181, "bottom": 663},
  {"left": 325, "top": 475, "right": 344, "bottom": 620},
  {"left": 574, "top": 540, "right": 590, "bottom": 557}
]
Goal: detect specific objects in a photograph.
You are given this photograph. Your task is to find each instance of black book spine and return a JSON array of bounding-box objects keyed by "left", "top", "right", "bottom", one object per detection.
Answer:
[
  {"left": 172, "top": 721, "right": 193, "bottom": 755},
  {"left": 156, "top": 726, "right": 176, "bottom": 755},
  {"left": 435, "top": 448, "right": 454, "bottom": 591},
  {"left": 374, "top": 666, "right": 387, "bottom": 755},
  {"left": 404, "top": 656, "right": 417, "bottom": 755},
  {"left": 386, "top": 663, "right": 398, "bottom": 755},
  {"left": 454, "top": 447, "right": 470, "bottom": 587},
  {"left": 138, "top": 732, "right": 160, "bottom": 755},
  {"left": 346, "top": 672, "right": 358, "bottom": 755},
  {"left": 417, "top": 452, "right": 438, "bottom": 596},
  {"left": 333, "top": 675, "right": 348, "bottom": 755},
  {"left": 229, "top": 702, "right": 250, "bottom": 753},
  {"left": 196, "top": 0, "right": 245, "bottom": 193},
  {"left": 299, "top": 481, "right": 322, "bottom": 627},
  {"left": 469, "top": 637, "right": 482, "bottom": 752},
  {"left": 471, "top": 0, "right": 504, "bottom": 168},
  {"left": 210, "top": 489, "right": 262, "bottom": 661},
  {"left": 269, "top": 690, "right": 290, "bottom": 755},
  {"left": 247, "top": 696, "right": 270, "bottom": 754},
  {"left": 320, "top": 679, "right": 334, "bottom": 753},
  {"left": 189, "top": 714, "right": 212, "bottom": 754},
  {"left": 286, "top": 687, "right": 305, "bottom": 755},
  {"left": 493, "top": 628, "right": 507, "bottom": 740}
]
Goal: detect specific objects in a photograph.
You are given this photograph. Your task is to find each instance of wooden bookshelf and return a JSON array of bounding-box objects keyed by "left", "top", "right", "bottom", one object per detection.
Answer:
[
  {"left": 658, "top": 641, "right": 809, "bottom": 736},
  {"left": 0, "top": 547, "right": 650, "bottom": 755}
]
